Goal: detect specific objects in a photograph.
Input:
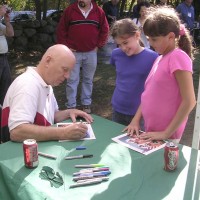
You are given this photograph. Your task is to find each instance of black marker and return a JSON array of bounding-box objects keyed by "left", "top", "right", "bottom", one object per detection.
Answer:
[{"left": 64, "top": 154, "right": 93, "bottom": 160}]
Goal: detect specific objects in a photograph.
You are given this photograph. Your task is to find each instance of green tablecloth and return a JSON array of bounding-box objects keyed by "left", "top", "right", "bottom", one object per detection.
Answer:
[{"left": 0, "top": 115, "right": 199, "bottom": 200}]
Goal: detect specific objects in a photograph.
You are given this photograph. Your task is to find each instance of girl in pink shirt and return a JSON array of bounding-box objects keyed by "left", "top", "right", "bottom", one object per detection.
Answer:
[{"left": 124, "top": 6, "right": 196, "bottom": 143}]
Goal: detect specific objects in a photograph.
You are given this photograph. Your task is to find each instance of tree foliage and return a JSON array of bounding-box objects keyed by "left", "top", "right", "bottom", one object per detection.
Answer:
[{"left": 3, "top": 0, "right": 200, "bottom": 20}]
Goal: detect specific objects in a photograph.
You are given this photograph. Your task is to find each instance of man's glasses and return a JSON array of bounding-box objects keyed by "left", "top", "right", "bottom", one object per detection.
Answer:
[{"left": 39, "top": 166, "right": 64, "bottom": 188}]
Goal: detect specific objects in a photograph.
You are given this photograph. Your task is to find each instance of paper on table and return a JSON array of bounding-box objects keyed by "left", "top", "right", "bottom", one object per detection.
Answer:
[
  {"left": 57, "top": 122, "right": 96, "bottom": 142},
  {"left": 112, "top": 133, "right": 166, "bottom": 155}
]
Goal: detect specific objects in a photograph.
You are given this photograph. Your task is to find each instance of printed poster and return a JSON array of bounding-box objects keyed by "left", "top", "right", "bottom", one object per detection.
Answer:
[{"left": 112, "top": 133, "right": 166, "bottom": 155}]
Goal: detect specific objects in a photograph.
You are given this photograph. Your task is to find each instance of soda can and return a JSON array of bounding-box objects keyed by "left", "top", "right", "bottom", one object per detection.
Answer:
[
  {"left": 164, "top": 142, "right": 179, "bottom": 171},
  {"left": 23, "top": 139, "right": 39, "bottom": 168}
]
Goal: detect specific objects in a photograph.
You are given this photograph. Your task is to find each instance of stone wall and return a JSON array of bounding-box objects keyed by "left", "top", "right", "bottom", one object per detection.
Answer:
[
  {"left": 7, "top": 19, "right": 117, "bottom": 64},
  {"left": 7, "top": 19, "right": 58, "bottom": 51}
]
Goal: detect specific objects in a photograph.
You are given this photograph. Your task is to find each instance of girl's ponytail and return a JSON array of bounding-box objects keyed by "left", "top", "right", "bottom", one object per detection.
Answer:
[{"left": 178, "top": 25, "right": 194, "bottom": 59}]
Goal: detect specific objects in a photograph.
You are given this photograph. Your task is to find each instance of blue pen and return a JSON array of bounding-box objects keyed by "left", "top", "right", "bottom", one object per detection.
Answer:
[
  {"left": 74, "top": 170, "right": 111, "bottom": 177},
  {"left": 73, "top": 171, "right": 111, "bottom": 181},
  {"left": 73, "top": 167, "right": 110, "bottom": 176}
]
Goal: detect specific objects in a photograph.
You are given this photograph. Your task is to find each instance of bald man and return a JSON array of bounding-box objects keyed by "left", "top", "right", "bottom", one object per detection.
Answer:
[{"left": 1, "top": 44, "right": 93, "bottom": 143}]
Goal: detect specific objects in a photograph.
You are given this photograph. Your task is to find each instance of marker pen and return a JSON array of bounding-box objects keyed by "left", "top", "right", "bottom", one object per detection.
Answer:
[
  {"left": 38, "top": 152, "right": 57, "bottom": 159},
  {"left": 75, "top": 164, "right": 105, "bottom": 168},
  {"left": 70, "top": 179, "right": 103, "bottom": 188},
  {"left": 77, "top": 177, "right": 109, "bottom": 183},
  {"left": 64, "top": 154, "right": 93, "bottom": 160},
  {"left": 73, "top": 167, "right": 110, "bottom": 176},
  {"left": 73, "top": 170, "right": 111, "bottom": 177},
  {"left": 73, "top": 171, "right": 110, "bottom": 181}
]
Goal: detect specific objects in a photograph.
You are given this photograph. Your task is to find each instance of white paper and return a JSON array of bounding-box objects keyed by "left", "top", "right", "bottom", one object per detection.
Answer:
[{"left": 57, "top": 122, "right": 96, "bottom": 142}]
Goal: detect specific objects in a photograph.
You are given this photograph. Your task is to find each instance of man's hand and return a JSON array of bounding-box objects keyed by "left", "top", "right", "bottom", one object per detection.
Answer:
[
  {"left": 4, "top": 12, "right": 11, "bottom": 24},
  {"left": 61, "top": 123, "right": 88, "bottom": 140},
  {"left": 94, "top": 47, "right": 98, "bottom": 52},
  {"left": 67, "top": 109, "right": 94, "bottom": 123},
  {"left": 0, "top": 5, "right": 6, "bottom": 17}
]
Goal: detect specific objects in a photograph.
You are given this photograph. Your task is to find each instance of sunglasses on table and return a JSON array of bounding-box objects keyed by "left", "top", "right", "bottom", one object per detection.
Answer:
[{"left": 39, "top": 166, "right": 64, "bottom": 188}]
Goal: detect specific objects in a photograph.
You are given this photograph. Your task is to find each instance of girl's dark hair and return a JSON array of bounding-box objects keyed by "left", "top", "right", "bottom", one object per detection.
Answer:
[
  {"left": 143, "top": 6, "right": 194, "bottom": 59},
  {"left": 110, "top": 18, "right": 139, "bottom": 39},
  {"left": 137, "top": 1, "right": 151, "bottom": 14}
]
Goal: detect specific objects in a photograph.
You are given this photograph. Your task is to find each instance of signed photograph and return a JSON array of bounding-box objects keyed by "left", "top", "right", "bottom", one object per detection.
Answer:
[{"left": 112, "top": 133, "right": 166, "bottom": 155}]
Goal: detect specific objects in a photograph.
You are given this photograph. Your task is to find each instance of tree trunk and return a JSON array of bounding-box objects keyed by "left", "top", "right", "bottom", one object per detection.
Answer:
[
  {"left": 128, "top": 0, "right": 135, "bottom": 17},
  {"left": 119, "top": 0, "right": 126, "bottom": 18},
  {"left": 35, "top": 0, "right": 41, "bottom": 20},
  {"left": 57, "top": 0, "right": 61, "bottom": 10},
  {"left": 42, "top": 0, "right": 47, "bottom": 19}
]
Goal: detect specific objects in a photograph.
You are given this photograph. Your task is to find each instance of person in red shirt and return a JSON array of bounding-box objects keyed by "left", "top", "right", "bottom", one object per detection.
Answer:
[{"left": 56, "top": 0, "right": 109, "bottom": 114}]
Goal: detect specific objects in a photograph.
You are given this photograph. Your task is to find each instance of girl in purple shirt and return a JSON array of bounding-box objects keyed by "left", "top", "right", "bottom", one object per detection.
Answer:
[
  {"left": 124, "top": 6, "right": 196, "bottom": 143},
  {"left": 110, "top": 18, "right": 158, "bottom": 126}
]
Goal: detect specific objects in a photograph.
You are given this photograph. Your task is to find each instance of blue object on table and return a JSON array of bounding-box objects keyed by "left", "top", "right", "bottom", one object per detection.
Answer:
[{"left": 76, "top": 146, "right": 87, "bottom": 150}]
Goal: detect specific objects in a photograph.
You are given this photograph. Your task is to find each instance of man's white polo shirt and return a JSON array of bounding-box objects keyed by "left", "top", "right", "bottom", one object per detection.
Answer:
[{"left": 2, "top": 67, "right": 59, "bottom": 132}]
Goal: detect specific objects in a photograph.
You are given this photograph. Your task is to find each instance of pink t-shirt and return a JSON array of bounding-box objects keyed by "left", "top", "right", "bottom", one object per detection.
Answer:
[{"left": 141, "top": 48, "right": 192, "bottom": 139}]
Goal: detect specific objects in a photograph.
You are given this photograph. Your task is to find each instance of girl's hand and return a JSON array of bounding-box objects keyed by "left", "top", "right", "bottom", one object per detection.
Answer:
[
  {"left": 122, "top": 122, "right": 140, "bottom": 136},
  {"left": 139, "top": 131, "right": 168, "bottom": 141}
]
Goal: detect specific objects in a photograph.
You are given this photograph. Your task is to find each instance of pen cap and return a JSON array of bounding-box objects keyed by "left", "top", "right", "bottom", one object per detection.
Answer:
[
  {"left": 76, "top": 146, "right": 87, "bottom": 150},
  {"left": 83, "top": 154, "right": 93, "bottom": 158}
]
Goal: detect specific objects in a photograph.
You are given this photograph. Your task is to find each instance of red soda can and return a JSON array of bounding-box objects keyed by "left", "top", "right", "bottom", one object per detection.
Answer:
[
  {"left": 164, "top": 142, "right": 179, "bottom": 171},
  {"left": 23, "top": 139, "right": 39, "bottom": 168}
]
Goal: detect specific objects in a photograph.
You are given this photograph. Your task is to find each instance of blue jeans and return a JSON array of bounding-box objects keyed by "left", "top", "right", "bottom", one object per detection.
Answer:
[
  {"left": 0, "top": 54, "right": 11, "bottom": 105},
  {"left": 112, "top": 109, "right": 145, "bottom": 130},
  {"left": 66, "top": 50, "right": 97, "bottom": 108}
]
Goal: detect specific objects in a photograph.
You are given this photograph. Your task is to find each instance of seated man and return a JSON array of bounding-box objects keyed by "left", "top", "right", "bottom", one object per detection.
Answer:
[{"left": 1, "top": 44, "right": 93, "bottom": 143}]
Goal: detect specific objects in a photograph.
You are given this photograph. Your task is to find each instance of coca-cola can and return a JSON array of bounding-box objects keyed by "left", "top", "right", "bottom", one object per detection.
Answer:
[
  {"left": 164, "top": 142, "right": 179, "bottom": 171},
  {"left": 23, "top": 139, "right": 39, "bottom": 168}
]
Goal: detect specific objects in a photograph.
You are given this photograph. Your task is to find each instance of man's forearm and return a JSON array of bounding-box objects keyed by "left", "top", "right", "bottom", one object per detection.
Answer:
[
  {"left": 5, "top": 22, "right": 14, "bottom": 37},
  {"left": 54, "top": 110, "right": 70, "bottom": 123},
  {"left": 10, "top": 124, "right": 63, "bottom": 142}
]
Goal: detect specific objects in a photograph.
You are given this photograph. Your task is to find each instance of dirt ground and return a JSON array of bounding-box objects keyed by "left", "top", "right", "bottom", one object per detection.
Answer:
[{"left": 8, "top": 48, "right": 200, "bottom": 149}]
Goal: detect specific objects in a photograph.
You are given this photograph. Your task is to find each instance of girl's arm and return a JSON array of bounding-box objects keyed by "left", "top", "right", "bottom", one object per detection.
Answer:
[
  {"left": 140, "top": 70, "right": 196, "bottom": 141},
  {"left": 163, "top": 70, "right": 196, "bottom": 137}
]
